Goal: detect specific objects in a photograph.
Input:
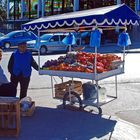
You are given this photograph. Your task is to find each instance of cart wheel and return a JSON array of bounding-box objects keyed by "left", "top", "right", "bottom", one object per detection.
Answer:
[
  {"left": 63, "top": 91, "right": 83, "bottom": 110},
  {"left": 98, "top": 107, "right": 102, "bottom": 115}
]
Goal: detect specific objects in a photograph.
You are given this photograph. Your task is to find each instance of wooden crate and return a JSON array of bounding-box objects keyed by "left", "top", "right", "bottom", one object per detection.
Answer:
[
  {"left": 20, "top": 101, "right": 35, "bottom": 117},
  {"left": 54, "top": 80, "right": 83, "bottom": 99},
  {"left": 0, "top": 97, "right": 20, "bottom": 136},
  {"left": 55, "top": 80, "right": 82, "bottom": 90}
]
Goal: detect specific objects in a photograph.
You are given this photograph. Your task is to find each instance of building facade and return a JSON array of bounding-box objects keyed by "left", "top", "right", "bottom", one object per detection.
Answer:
[{"left": 6, "top": 0, "right": 140, "bottom": 30}]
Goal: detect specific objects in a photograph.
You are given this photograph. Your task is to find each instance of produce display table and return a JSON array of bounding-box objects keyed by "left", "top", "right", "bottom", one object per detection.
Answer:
[
  {"left": 39, "top": 67, "right": 124, "bottom": 80},
  {"left": 39, "top": 56, "right": 124, "bottom": 114}
]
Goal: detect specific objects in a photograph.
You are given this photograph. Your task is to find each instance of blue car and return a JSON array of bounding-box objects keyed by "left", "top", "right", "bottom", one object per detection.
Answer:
[{"left": 0, "top": 30, "right": 37, "bottom": 49}]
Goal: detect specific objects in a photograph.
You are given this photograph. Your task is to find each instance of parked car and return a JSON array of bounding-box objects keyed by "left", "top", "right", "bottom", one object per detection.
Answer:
[
  {"left": 0, "top": 30, "right": 37, "bottom": 49},
  {"left": 27, "top": 33, "right": 71, "bottom": 54}
]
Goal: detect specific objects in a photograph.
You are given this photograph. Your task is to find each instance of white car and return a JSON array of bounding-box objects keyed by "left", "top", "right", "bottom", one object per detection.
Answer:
[{"left": 27, "top": 33, "right": 70, "bottom": 54}]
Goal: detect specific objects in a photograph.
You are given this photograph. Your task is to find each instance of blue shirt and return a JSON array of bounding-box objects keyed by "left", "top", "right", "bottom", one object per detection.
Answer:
[{"left": 13, "top": 50, "right": 32, "bottom": 77}]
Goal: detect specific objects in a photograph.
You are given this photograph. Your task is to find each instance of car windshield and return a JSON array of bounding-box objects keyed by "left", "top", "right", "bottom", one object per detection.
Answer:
[{"left": 40, "top": 34, "right": 52, "bottom": 40}]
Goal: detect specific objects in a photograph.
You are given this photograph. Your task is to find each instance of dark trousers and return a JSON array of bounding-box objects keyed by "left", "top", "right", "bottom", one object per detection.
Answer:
[
  {"left": 0, "top": 83, "right": 16, "bottom": 97},
  {"left": 11, "top": 75, "right": 30, "bottom": 99}
]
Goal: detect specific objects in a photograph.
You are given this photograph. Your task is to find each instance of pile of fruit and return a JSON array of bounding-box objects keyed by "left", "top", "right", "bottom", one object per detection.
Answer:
[{"left": 42, "top": 52, "right": 122, "bottom": 73}]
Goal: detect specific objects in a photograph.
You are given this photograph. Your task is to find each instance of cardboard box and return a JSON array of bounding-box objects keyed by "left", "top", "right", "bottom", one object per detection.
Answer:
[{"left": 20, "top": 101, "right": 35, "bottom": 117}]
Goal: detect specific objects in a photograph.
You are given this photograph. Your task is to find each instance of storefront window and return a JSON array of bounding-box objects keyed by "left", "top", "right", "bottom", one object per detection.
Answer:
[
  {"left": 44, "top": 0, "right": 73, "bottom": 16},
  {"left": 30, "top": 0, "right": 38, "bottom": 18},
  {"left": 79, "top": 0, "right": 117, "bottom": 10},
  {"left": 103, "top": 0, "right": 117, "bottom": 6},
  {"left": 45, "top": 0, "right": 52, "bottom": 16},
  {"left": 121, "top": 0, "right": 135, "bottom": 10},
  {"left": 64, "top": 0, "right": 73, "bottom": 13}
]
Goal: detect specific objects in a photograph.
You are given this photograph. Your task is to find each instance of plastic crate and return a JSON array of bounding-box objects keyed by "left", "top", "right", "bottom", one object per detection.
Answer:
[{"left": 0, "top": 97, "right": 20, "bottom": 136}]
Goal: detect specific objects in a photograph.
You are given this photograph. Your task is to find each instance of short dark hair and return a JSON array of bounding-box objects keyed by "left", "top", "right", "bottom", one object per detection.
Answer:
[{"left": 18, "top": 42, "right": 27, "bottom": 46}]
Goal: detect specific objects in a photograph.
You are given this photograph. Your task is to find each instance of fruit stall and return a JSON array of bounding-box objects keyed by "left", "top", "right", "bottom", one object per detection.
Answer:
[
  {"left": 39, "top": 50, "right": 124, "bottom": 113},
  {"left": 22, "top": 4, "right": 140, "bottom": 113}
]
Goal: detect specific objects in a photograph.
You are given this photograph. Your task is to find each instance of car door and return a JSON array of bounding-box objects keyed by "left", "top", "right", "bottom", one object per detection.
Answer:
[{"left": 46, "top": 35, "right": 60, "bottom": 51}]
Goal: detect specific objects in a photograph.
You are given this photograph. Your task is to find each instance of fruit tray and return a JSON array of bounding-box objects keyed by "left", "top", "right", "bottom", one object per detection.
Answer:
[{"left": 39, "top": 67, "right": 124, "bottom": 80}]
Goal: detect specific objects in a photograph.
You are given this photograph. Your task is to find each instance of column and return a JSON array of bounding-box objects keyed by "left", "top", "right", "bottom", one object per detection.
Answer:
[
  {"left": 117, "top": 0, "right": 121, "bottom": 5},
  {"left": 37, "top": 0, "right": 41, "bottom": 18},
  {"left": 73, "top": 0, "right": 79, "bottom": 11},
  {"left": 135, "top": 0, "right": 140, "bottom": 13},
  {"left": 21, "top": 0, "right": 25, "bottom": 19},
  {"left": 41, "top": 0, "right": 45, "bottom": 17},
  {"left": 7, "top": 0, "right": 10, "bottom": 19}
]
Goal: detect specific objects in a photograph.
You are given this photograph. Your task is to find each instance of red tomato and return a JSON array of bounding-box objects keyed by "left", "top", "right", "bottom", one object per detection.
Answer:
[{"left": 96, "top": 66, "right": 105, "bottom": 73}]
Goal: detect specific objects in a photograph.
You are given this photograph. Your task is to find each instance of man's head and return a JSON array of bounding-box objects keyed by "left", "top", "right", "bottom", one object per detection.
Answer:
[
  {"left": 18, "top": 42, "right": 27, "bottom": 53},
  {"left": 0, "top": 49, "right": 2, "bottom": 61}
]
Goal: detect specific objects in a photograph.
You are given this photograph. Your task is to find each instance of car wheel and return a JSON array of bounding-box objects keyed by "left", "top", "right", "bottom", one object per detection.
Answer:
[
  {"left": 4, "top": 42, "right": 10, "bottom": 49},
  {"left": 40, "top": 46, "right": 47, "bottom": 55}
]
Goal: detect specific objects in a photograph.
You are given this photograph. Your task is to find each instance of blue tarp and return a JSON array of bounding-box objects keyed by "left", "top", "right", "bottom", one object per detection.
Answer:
[
  {"left": 117, "top": 32, "right": 131, "bottom": 47},
  {"left": 22, "top": 4, "right": 140, "bottom": 31},
  {"left": 62, "top": 33, "right": 76, "bottom": 45},
  {"left": 90, "top": 29, "right": 101, "bottom": 48}
]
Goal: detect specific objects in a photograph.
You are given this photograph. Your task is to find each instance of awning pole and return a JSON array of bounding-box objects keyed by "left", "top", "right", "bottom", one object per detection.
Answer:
[{"left": 38, "top": 30, "right": 41, "bottom": 72}]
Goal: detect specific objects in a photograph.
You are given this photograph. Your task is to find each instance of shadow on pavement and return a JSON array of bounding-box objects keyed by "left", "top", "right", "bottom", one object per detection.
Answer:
[{"left": 0, "top": 106, "right": 117, "bottom": 140}]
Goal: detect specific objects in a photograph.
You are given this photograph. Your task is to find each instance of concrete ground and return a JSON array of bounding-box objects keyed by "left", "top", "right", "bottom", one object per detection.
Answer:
[
  {"left": 0, "top": 87, "right": 140, "bottom": 140},
  {"left": 1, "top": 46, "right": 140, "bottom": 140}
]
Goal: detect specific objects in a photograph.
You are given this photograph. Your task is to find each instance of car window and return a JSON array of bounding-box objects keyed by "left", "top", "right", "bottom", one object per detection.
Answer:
[
  {"left": 50, "top": 35, "right": 59, "bottom": 42},
  {"left": 24, "top": 32, "right": 30, "bottom": 37},
  {"left": 24, "top": 32, "right": 34, "bottom": 37},
  {"left": 41, "top": 34, "right": 52, "bottom": 40},
  {"left": 60, "top": 35, "right": 66, "bottom": 41},
  {"left": 13, "top": 32, "right": 24, "bottom": 38}
]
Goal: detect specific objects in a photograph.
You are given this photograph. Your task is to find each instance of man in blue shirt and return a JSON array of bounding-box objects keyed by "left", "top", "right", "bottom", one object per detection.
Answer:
[
  {"left": 0, "top": 49, "right": 16, "bottom": 96},
  {"left": 8, "top": 42, "right": 38, "bottom": 99}
]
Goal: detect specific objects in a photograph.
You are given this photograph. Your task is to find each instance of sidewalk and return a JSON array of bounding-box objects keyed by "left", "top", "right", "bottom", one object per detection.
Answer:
[
  {"left": 1, "top": 49, "right": 140, "bottom": 139},
  {"left": 1, "top": 86, "right": 140, "bottom": 140}
]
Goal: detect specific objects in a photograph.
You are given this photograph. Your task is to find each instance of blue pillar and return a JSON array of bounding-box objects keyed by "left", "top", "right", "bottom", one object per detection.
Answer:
[
  {"left": 135, "top": 0, "right": 140, "bottom": 13},
  {"left": 41, "top": 0, "right": 44, "bottom": 17},
  {"left": 73, "top": 0, "right": 79, "bottom": 11},
  {"left": 7, "top": 0, "right": 10, "bottom": 19},
  {"left": 117, "top": 0, "right": 121, "bottom": 4},
  {"left": 21, "top": 0, "right": 25, "bottom": 19},
  {"left": 37, "top": 0, "right": 41, "bottom": 18}
]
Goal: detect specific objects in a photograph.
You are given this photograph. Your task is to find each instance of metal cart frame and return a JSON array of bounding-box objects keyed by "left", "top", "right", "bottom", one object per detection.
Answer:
[{"left": 38, "top": 28, "right": 125, "bottom": 114}]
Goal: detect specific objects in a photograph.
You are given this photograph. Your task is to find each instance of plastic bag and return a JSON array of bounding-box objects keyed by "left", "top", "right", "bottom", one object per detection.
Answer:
[
  {"left": 20, "top": 96, "right": 32, "bottom": 112},
  {"left": 98, "top": 87, "right": 107, "bottom": 103},
  {"left": 82, "top": 82, "right": 97, "bottom": 100}
]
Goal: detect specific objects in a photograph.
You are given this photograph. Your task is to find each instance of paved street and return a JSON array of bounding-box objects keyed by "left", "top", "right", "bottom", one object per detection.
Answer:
[{"left": 1, "top": 50, "right": 140, "bottom": 140}]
